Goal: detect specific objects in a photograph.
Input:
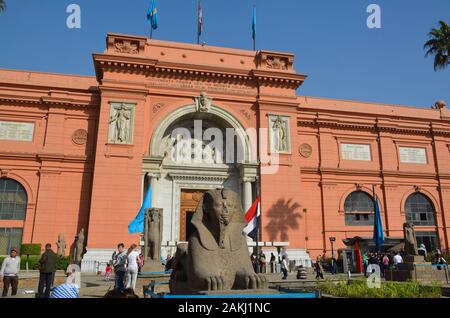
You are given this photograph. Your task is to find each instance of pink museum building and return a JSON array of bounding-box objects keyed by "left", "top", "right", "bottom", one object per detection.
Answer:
[{"left": 0, "top": 33, "right": 449, "bottom": 269}]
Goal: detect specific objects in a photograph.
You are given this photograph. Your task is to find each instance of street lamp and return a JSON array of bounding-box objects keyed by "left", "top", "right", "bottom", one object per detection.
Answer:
[{"left": 329, "top": 237, "right": 336, "bottom": 259}]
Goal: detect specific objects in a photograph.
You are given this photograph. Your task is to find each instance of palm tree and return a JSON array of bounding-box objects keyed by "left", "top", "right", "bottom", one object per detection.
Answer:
[
  {"left": 0, "top": 0, "right": 5, "bottom": 12},
  {"left": 424, "top": 20, "right": 450, "bottom": 71}
]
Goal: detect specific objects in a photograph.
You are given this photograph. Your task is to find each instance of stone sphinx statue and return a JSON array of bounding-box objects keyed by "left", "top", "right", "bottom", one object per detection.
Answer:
[
  {"left": 169, "top": 188, "right": 267, "bottom": 293},
  {"left": 403, "top": 223, "right": 418, "bottom": 256}
]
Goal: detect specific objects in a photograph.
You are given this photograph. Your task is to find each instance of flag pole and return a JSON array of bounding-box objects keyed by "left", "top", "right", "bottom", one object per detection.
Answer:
[
  {"left": 372, "top": 184, "right": 379, "bottom": 255},
  {"left": 252, "top": 6, "right": 256, "bottom": 51}
]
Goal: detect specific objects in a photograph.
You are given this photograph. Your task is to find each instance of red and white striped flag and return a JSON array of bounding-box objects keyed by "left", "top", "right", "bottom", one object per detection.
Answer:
[{"left": 243, "top": 195, "right": 261, "bottom": 239}]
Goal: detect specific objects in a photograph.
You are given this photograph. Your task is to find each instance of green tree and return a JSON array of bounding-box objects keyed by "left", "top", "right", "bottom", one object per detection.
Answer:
[
  {"left": 424, "top": 20, "right": 450, "bottom": 71},
  {"left": 0, "top": 1, "right": 5, "bottom": 12}
]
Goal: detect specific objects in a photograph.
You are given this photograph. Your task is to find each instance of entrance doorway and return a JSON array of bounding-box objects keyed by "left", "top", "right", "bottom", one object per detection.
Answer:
[{"left": 180, "top": 189, "right": 206, "bottom": 241}]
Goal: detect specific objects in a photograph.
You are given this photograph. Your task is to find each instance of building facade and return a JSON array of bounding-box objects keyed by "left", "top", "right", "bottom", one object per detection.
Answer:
[{"left": 0, "top": 33, "right": 449, "bottom": 269}]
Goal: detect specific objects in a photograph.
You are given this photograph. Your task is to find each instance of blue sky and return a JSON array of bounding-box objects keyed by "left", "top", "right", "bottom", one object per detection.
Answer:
[{"left": 0, "top": 0, "right": 449, "bottom": 108}]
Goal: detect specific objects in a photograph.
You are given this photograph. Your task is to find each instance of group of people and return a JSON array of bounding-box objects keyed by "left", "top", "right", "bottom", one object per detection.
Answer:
[
  {"left": 110, "top": 243, "right": 144, "bottom": 294},
  {"left": 109, "top": 243, "right": 175, "bottom": 295},
  {"left": 250, "top": 251, "right": 291, "bottom": 280},
  {"left": 1, "top": 243, "right": 77, "bottom": 298},
  {"left": 362, "top": 245, "right": 449, "bottom": 277}
]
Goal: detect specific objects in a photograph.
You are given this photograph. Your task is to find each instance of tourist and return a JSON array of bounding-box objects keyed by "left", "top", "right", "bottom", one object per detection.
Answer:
[
  {"left": 50, "top": 266, "right": 79, "bottom": 298},
  {"left": 331, "top": 257, "right": 338, "bottom": 275},
  {"left": 0, "top": 247, "right": 21, "bottom": 297},
  {"left": 37, "top": 243, "right": 57, "bottom": 298},
  {"left": 259, "top": 252, "right": 267, "bottom": 274},
  {"left": 138, "top": 253, "right": 145, "bottom": 274},
  {"left": 393, "top": 252, "right": 403, "bottom": 268},
  {"left": 165, "top": 255, "right": 174, "bottom": 272},
  {"left": 436, "top": 253, "right": 448, "bottom": 270},
  {"left": 105, "top": 263, "right": 112, "bottom": 282},
  {"left": 418, "top": 244, "right": 427, "bottom": 258},
  {"left": 251, "top": 253, "right": 258, "bottom": 273},
  {"left": 362, "top": 253, "right": 368, "bottom": 275},
  {"left": 270, "top": 253, "right": 276, "bottom": 273},
  {"left": 112, "top": 243, "right": 127, "bottom": 293},
  {"left": 382, "top": 254, "right": 390, "bottom": 277},
  {"left": 315, "top": 256, "right": 324, "bottom": 280},
  {"left": 125, "top": 244, "right": 140, "bottom": 292},
  {"left": 280, "top": 255, "right": 288, "bottom": 280}
]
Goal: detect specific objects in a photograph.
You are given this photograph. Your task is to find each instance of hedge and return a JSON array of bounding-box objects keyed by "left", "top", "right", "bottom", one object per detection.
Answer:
[
  {"left": 20, "top": 244, "right": 42, "bottom": 256},
  {"left": 0, "top": 255, "right": 71, "bottom": 271},
  {"left": 319, "top": 280, "right": 442, "bottom": 298}
]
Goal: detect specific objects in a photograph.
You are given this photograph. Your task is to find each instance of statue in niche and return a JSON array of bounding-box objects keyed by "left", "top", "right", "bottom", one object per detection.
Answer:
[
  {"left": 56, "top": 234, "right": 66, "bottom": 256},
  {"left": 403, "top": 223, "right": 418, "bottom": 256},
  {"left": 109, "top": 103, "right": 131, "bottom": 143},
  {"left": 169, "top": 189, "right": 268, "bottom": 293},
  {"left": 272, "top": 116, "right": 288, "bottom": 152},
  {"left": 195, "top": 92, "right": 212, "bottom": 112}
]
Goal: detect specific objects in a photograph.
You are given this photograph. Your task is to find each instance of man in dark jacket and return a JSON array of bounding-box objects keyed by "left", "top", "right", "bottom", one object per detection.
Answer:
[{"left": 37, "top": 243, "right": 57, "bottom": 298}]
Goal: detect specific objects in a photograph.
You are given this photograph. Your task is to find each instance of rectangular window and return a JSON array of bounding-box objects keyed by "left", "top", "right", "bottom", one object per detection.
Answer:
[
  {"left": 0, "top": 228, "right": 23, "bottom": 255},
  {"left": 341, "top": 144, "right": 371, "bottom": 161},
  {"left": 399, "top": 147, "right": 427, "bottom": 164}
]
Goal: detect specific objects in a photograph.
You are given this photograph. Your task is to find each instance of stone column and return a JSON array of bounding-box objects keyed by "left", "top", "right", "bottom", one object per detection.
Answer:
[
  {"left": 146, "top": 173, "right": 159, "bottom": 207},
  {"left": 243, "top": 178, "right": 253, "bottom": 213}
]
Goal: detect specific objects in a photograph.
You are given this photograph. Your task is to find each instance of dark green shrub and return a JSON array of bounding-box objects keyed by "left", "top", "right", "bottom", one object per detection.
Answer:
[
  {"left": 56, "top": 255, "right": 71, "bottom": 270},
  {"left": 20, "top": 244, "right": 41, "bottom": 256}
]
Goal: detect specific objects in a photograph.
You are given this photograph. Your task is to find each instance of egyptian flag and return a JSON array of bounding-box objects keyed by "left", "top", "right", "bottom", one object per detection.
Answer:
[
  {"left": 197, "top": 0, "right": 203, "bottom": 37},
  {"left": 243, "top": 195, "right": 261, "bottom": 240}
]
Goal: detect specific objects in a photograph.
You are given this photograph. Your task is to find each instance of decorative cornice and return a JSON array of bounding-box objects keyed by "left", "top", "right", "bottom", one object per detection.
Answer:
[
  {"left": 168, "top": 173, "right": 229, "bottom": 184},
  {"left": 298, "top": 118, "right": 450, "bottom": 136}
]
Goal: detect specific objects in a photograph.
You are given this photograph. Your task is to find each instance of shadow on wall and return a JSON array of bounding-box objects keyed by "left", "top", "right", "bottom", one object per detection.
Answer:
[{"left": 264, "top": 198, "right": 302, "bottom": 242}]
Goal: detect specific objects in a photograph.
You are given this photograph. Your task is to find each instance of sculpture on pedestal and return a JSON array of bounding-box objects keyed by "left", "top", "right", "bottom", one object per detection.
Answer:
[
  {"left": 76, "top": 228, "right": 85, "bottom": 262},
  {"left": 142, "top": 208, "right": 164, "bottom": 272},
  {"left": 403, "top": 223, "right": 418, "bottom": 256},
  {"left": 169, "top": 188, "right": 268, "bottom": 293},
  {"left": 56, "top": 234, "right": 66, "bottom": 256}
]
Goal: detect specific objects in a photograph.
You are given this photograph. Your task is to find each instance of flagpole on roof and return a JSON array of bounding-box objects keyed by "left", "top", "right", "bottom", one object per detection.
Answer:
[
  {"left": 197, "top": 0, "right": 202, "bottom": 45},
  {"left": 252, "top": 6, "right": 257, "bottom": 51}
]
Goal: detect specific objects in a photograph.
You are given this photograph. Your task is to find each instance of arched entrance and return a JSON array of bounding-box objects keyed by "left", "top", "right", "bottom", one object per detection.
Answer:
[{"left": 143, "top": 104, "right": 258, "bottom": 255}]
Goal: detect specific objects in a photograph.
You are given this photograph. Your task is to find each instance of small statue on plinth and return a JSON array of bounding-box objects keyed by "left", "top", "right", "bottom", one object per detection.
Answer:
[
  {"left": 142, "top": 208, "right": 164, "bottom": 273},
  {"left": 73, "top": 228, "right": 85, "bottom": 264},
  {"left": 56, "top": 234, "right": 66, "bottom": 256},
  {"left": 403, "top": 223, "right": 418, "bottom": 256}
]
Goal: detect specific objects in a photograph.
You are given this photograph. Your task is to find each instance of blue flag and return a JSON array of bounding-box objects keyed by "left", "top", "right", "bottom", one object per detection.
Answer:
[
  {"left": 128, "top": 185, "right": 152, "bottom": 234},
  {"left": 252, "top": 7, "right": 257, "bottom": 41},
  {"left": 373, "top": 194, "right": 384, "bottom": 253},
  {"left": 147, "top": 0, "right": 159, "bottom": 30}
]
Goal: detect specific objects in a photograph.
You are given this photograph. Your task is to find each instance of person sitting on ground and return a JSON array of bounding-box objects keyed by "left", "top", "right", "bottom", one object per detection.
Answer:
[{"left": 50, "top": 266, "right": 79, "bottom": 298}]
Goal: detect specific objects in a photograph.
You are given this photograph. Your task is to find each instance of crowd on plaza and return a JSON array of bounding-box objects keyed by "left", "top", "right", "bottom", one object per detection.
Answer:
[{"left": 2, "top": 240, "right": 449, "bottom": 298}]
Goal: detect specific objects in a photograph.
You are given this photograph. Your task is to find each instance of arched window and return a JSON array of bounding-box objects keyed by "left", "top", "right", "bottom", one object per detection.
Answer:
[
  {"left": 405, "top": 193, "right": 436, "bottom": 226},
  {"left": 0, "top": 178, "right": 27, "bottom": 220},
  {"left": 344, "top": 191, "right": 374, "bottom": 226},
  {"left": 0, "top": 178, "right": 27, "bottom": 254}
]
